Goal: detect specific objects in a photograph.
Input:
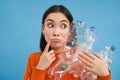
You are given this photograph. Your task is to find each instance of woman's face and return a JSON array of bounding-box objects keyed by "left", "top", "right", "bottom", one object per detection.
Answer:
[{"left": 42, "top": 12, "right": 70, "bottom": 50}]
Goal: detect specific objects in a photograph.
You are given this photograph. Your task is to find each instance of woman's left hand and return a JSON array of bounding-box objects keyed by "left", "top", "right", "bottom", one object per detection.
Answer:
[{"left": 78, "top": 50, "right": 109, "bottom": 76}]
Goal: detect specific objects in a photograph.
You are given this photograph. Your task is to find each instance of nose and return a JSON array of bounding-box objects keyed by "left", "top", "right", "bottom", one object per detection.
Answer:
[{"left": 53, "top": 28, "right": 60, "bottom": 36}]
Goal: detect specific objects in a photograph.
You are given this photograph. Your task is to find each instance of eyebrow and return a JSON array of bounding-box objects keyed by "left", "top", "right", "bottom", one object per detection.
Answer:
[
  {"left": 46, "top": 19, "right": 69, "bottom": 23},
  {"left": 61, "top": 20, "right": 69, "bottom": 23},
  {"left": 46, "top": 19, "right": 54, "bottom": 22}
]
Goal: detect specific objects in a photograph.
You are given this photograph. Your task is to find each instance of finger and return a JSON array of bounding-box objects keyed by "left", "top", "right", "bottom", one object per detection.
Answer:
[
  {"left": 79, "top": 53, "right": 94, "bottom": 64},
  {"left": 94, "top": 53, "right": 107, "bottom": 63},
  {"left": 82, "top": 50, "right": 96, "bottom": 60},
  {"left": 51, "top": 54, "right": 55, "bottom": 59},
  {"left": 49, "top": 52, "right": 55, "bottom": 58},
  {"left": 48, "top": 50, "right": 54, "bottom": 55},
  {"left": 79, "top": 56, "right": 94, "bottom": 72},
  {"left": 51, "top": 57, "right": 56, "bottom": 62},
  {"left": 94, "top": 52, "right": 104, "bottom": 59},
  {"left": 43, "top": 40, "right": 51, "bottom": 53},
  {"left": 48, "top": 50, "right": 55, "bottom": 59},
  {"left": 79, "top": 55, "right": 93, "bottom": 68},
  {"left": 83, "top": 64, "right": 93, "bottom": 72}
]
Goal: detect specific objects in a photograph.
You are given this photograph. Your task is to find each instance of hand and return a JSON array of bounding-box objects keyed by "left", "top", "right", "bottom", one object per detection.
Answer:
[
  {"left": 36, "top": 40, "right": 56, "bottom": 70},
  {"left": 78, "top": 50, "right": 109, "bottom": 76}
]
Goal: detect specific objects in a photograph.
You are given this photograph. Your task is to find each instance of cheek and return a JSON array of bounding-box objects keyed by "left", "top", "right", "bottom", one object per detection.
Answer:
[
  {"left": 44, "top": 30, "right": 52, "bottom": 42},
  {"left": 62, "top": 31, "right": 70, "bottom": 41}
]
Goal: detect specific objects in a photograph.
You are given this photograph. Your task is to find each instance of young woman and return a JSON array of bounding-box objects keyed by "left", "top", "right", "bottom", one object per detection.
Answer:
[{"left": 23, "top": 5, "right": 111, "bottom": 80}]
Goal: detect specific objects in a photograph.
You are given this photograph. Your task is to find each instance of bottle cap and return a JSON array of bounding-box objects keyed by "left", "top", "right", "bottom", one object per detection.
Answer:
[
  {"left": 90, "top": 26, "right": 95, "bottom": 32},
  {"left": 77, "top": 20, "right": 85, "bottom": 28},
  {"left": 111, "top": 45, "right": 116, "bottom": 51},
  {"left": 61, "top": 64, "right": 67, "bottom": 70}
]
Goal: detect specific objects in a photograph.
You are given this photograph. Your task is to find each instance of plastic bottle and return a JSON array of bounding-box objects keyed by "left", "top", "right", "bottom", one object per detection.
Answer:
[
  {"left": 48, "top": 20, "right": 97, "bottom": 80},
  {"left": 78, "top": 26, "right": 96, "bottom": 51},
  {"left": 77, "top": 27, "right": 97, "bottom": 80},
  {"left": 80, "top": 45, "right": 116, "bottom": 80},
  {"left": 68, "top": 21, "right": 86, "bottom": 47},
  {"left": 75, "top": 20, "right": 86, "bottom": 40},
  {"left": 100, "top": 45, "right": 116, "bottom": 65},
  {"left": 48, "top": 49, "right": 74, "bottom": 80},
  {"left": 69, "top": 26, "right": 97, "bottom": 78}
]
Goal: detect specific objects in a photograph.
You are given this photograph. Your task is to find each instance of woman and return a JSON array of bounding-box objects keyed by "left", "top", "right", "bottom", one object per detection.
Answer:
[{"left": 23, "top": 5, "right": 111, "bottom": 80}]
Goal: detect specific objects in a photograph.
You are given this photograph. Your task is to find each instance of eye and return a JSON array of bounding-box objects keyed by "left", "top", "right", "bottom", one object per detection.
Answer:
[
  {"left": 61, "top": 24, "right": 67, "bottom": 29},
  {"left": 47, "top": 23, "right": 54, "bottom": 28}
]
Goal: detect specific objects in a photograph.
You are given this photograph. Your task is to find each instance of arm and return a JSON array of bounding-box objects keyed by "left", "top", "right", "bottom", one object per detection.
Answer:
[
  {"left": 23, "top": 40, "right": 56, "bottom": 80},
  {"left": 97, "top": 70, "right": 111, "bottom": 80},
  {"left": 23, "top": 53, "right": 47, "bottom": 80},
  {"left": 97, "top": 73, "right": 111, "bottom": 80}
]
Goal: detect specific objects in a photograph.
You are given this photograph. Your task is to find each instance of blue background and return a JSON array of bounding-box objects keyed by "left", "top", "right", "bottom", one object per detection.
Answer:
[{"left": 0, "top": 0, "right": 120, "bottom": 80}]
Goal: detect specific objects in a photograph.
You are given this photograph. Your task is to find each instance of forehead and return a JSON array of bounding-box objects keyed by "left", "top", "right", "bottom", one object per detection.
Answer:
[{"left": 45, "top": 12, "right": 69, "bottom": 23}]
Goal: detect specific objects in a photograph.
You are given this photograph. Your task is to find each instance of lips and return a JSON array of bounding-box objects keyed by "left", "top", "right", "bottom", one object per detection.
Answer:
[{"left": 51, "top": 39, "right": 62, "bottom": 43}]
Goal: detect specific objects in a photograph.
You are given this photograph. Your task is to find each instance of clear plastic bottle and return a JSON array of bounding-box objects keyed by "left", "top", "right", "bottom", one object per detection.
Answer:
[
  {"left": 75, "top": 20, "right": 86, "bottom": 40},
  {"left": 71, "top": 26, "right": 97, "bottom": 79},
  {"left": 78, "top": 26, "right": 96, "bottom": 51},
  {"left": 100, "top": 45, "right": 116, "bottom": 65},
  {"left": 68, "top": 20, "right": 86, "bottom": 47},
  {"left": 48, "top": 20, "right": 86, "bottom": 80},
  {"left": 48, "top": 49, "right": 74, "bottom": 80},
  {"left": 69, "top": 26, "right": 97, "bottom": 78},
  {"left": 80, "top": 45, "right": 116, "bottom": 80},
  {"left": 48, "top": 20, "right": 97, "bottom": 80}
]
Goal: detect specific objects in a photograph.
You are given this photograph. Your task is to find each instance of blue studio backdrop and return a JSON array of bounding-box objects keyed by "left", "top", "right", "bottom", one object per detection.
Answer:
[{"left": 0, "top": 0, "right": 120, "bottom": 80}]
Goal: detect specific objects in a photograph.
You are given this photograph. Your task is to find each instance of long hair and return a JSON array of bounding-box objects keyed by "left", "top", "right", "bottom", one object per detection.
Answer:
[{"left": 40, "top": 5, "right": 74, "bottom": 52}]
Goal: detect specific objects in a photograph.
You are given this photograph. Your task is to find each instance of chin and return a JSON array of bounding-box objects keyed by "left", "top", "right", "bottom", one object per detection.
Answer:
[{"left": 51, "top": 43, "right": 63, "bottom": 48}]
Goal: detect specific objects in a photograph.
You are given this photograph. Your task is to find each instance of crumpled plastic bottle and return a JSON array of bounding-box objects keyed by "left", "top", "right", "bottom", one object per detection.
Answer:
[
  {"left": 48, "top": 47, "right": 75, "bottom": 80},
  {"left": 48, "top": 20, "right": 97, "bottom": 80},
  {"left": 47, "top": 20, "right": 116, "bottom": 80},
  {"left": 47, "top": 20, "right": 87, "bottom": 80},
  {"left": 69, "top": 26, "right": 97, "bottom": 80},
  {"left": 100, "top": 45, "right": 116, "bottom": 66}
]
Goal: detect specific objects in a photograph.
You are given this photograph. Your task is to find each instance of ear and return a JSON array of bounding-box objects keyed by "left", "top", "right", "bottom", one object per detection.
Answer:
[{"left": 42, "top": 25, "right": 45, "bottom": 35}]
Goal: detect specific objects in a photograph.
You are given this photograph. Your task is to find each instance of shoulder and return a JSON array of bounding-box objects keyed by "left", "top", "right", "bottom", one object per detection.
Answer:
[
  {"left": 27, "top": 52, "right": 43, "bottom": 66},
  {"left": 30, "top": 52, "right": 42, "bottom": 57},
  {"left": 28, "top": 52, "right": 42, "bottom": 61}
]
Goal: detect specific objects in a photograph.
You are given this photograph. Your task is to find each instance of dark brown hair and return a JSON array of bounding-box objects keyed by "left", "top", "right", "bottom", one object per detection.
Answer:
[{"left": 40, "top": 5, "right": 74, "bottom": 52}]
